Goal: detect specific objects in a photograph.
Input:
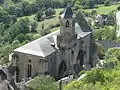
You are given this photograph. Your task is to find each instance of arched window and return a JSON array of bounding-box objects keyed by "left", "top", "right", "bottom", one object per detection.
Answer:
[
  {"left": 28, "top": 59, "right": 32, "bottom": 78},
  {"left": 66, "top": 20, "right": 70, "bottom": 27},
  {"left": 28, "top": 59, "right": 31, "bottom": 63}
]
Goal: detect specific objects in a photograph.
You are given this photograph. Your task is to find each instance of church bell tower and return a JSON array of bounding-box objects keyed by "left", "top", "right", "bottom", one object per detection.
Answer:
[{"left": 57, "top": 5, "right": 77, "bottom": 49}]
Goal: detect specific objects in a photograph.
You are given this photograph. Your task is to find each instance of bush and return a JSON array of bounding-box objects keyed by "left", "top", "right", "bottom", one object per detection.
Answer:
[
  {"left": 45, "top": 8, "right": 56, "bottom": 17},
  {"left": 15, "top": 34, "right": 26, "bottom": 43},
  {"left": 91, "top": 10, "right": 97, "bottom": 15},
  {"left": 117, "top": 6, "right": 120, "bottom": 11},
  {"left": 84, "top": 69, "right": 105, "bottom": 84},
  {"left": 40, "top": 28, "right": 50, "bottom": 36},
  {"left": 30, "top": 21, "right": 38, "bottom": 32},
  {"left": 35, "top": 11, "right": 44, "bottom": 21},
  {"left": 27, "top": 75, "right": 59, "bottom": 90},
  {"left": 95, "top": 42, "right": 105, "bottom": 59},
  {"left": 105, "top": 48, "right": 120, "bottom": 60}
]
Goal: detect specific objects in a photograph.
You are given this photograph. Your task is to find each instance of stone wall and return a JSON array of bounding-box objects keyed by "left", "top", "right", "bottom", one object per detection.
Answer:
[{"left": 13, "top": 52, "right": 47, "bottom": 82}]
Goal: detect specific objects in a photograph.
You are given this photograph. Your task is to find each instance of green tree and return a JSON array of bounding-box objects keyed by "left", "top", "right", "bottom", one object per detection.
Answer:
[
  {"left": 21, "top": 2, "right": 32, "bottom": 16},
  {"left": 94, "top": 26, "right": 116, "bottom": 41},
  {"left": 40, "top": 28, "right": 50, "bottom": 36},
  {"left": 117, "top": 6, "right": 120, "bottom": 11},
  {"left": 18, "top": 17, "right": 30, "bottom": 34},
  {"left": 12, "top": 0, "right": 21, "bottom": 3},
  {"left": 0, "top": 23, "right": 5, "bottom": 35},
  {"left": 36, "top": 0, "right": 53, "bottom": 9},
  {"left": 9, "top": 23, "right": 20, "bottom": 40},
  {"left": 31, "top": 3, "right": 39, "bottom": 14},
  {"left": 0, "top": 45, "right": 13, "bottom": 64},
  {"left": 30, "top": 21, "right": 38, "bottom": 32},
  {"left": 27, "top": 75, "right": 59, "bottom": 90},
  {"left": 12, "top": 40, "right": 20, "bottom": 49},
  {"left": 52, "top": 0, "right": 64, "bottom": 8},
  {"left": 35, "top": 11, "right": 44, "bottom": 21},
  {"left": 15, "top": 33, "right": 26, "bottom": 43},
  {"left": 45, "top": 8, "right": 56, "bottom": 17}
]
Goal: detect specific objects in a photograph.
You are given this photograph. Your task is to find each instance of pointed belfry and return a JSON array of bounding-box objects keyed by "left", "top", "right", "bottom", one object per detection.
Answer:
[{"left": 57, "top": 5, "right": 77, "bottom": 50}]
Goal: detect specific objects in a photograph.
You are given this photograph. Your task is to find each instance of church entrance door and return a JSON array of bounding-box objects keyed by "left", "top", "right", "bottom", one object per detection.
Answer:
[{"left": 59, "top": 61, "right": 67, "bottom": 79}]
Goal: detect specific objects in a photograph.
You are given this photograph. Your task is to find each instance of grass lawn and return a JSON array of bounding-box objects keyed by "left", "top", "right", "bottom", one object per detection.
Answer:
[
  {"left": 18, "top": 8, "right": 63, "bottom": 32},
  {"left": 50, "top": 27, "right": 60, "bottom": 32},
  {"left": 37, "top": 8, "right": 63, "bottom": 32},
  {"left": 84, "top": 4, "right": 120, "bottom": 14}
]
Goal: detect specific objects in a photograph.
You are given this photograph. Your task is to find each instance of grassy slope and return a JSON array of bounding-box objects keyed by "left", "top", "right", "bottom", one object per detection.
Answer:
[
  {"left": 84, "top": 4, "right": 120, "bottom": 14},
  {"left": 38, "top": 8, "right": 63, "bottom": 32},
  {"left": 17, "top": 8, "right": 63, "bottom": 39},
  {"left": 19, "top": 8, "right": 63, "bottom": 32}
]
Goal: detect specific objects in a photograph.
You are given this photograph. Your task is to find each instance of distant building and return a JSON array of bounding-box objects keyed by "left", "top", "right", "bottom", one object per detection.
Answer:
[
  {"left": 95, "top": 14, "right": 115, "bottom": 26},
  {"left": 95, "top": 14, "right": 105, "bottom": 26},
  {"left": 10, "top": 6, "right": 96, "bottom": 82}
]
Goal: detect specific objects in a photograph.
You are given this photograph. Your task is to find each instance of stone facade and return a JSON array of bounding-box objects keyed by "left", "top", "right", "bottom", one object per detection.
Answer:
[{"left": 10, "top": 6, "right": 96, "bottom": 82}]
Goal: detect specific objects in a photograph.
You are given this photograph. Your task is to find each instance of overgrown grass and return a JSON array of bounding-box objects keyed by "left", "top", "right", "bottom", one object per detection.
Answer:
[
  {"left": 50, "top": 27, "right": 60, "bottom": 32},
  {"left": 27, "top": 75, "right": 59, "bottom": 90},
  {"left": 84, "top": 4, "right": 120, "bottom": 14},
  {"left": 18, "top": 8, "right": 63, "bottom": 31},
  {"left": 37, "top": 8, "right": 63, "bottom": 31}
]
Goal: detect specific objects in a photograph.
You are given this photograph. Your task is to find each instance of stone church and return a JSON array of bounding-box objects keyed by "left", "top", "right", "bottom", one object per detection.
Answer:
[{"left": 10, "top": 6, "right": 96, "bottom": 82}]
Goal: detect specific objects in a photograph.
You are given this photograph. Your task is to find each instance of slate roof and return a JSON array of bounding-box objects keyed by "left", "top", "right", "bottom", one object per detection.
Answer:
[
  {"left": 61, "top": 5, "right": 73, "bottom": 19},
  {"left": 75, "top": 11, "right": 92, "bottom": 32},
  {"left": 14, "top": 9, "right": 92, "bottom": 58}
]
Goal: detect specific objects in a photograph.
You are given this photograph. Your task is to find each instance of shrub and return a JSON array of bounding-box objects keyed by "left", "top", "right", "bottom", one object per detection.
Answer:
[
  {"left": 45, "top": 8, "right": 56, "bottom": 17},
  {"left": 35, "top": 11, "right": 44, "bottom": 21},
  {"left": 27, "top": 75, "right": 59, "bottom": 90},
  {"left": 117, "top": 6, "right": 120, "bottom": 11}
]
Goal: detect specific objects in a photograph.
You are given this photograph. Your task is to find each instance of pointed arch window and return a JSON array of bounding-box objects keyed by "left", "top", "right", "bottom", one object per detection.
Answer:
[{"left": 28, "top": 59, "right": 32, "bottom": 78}]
